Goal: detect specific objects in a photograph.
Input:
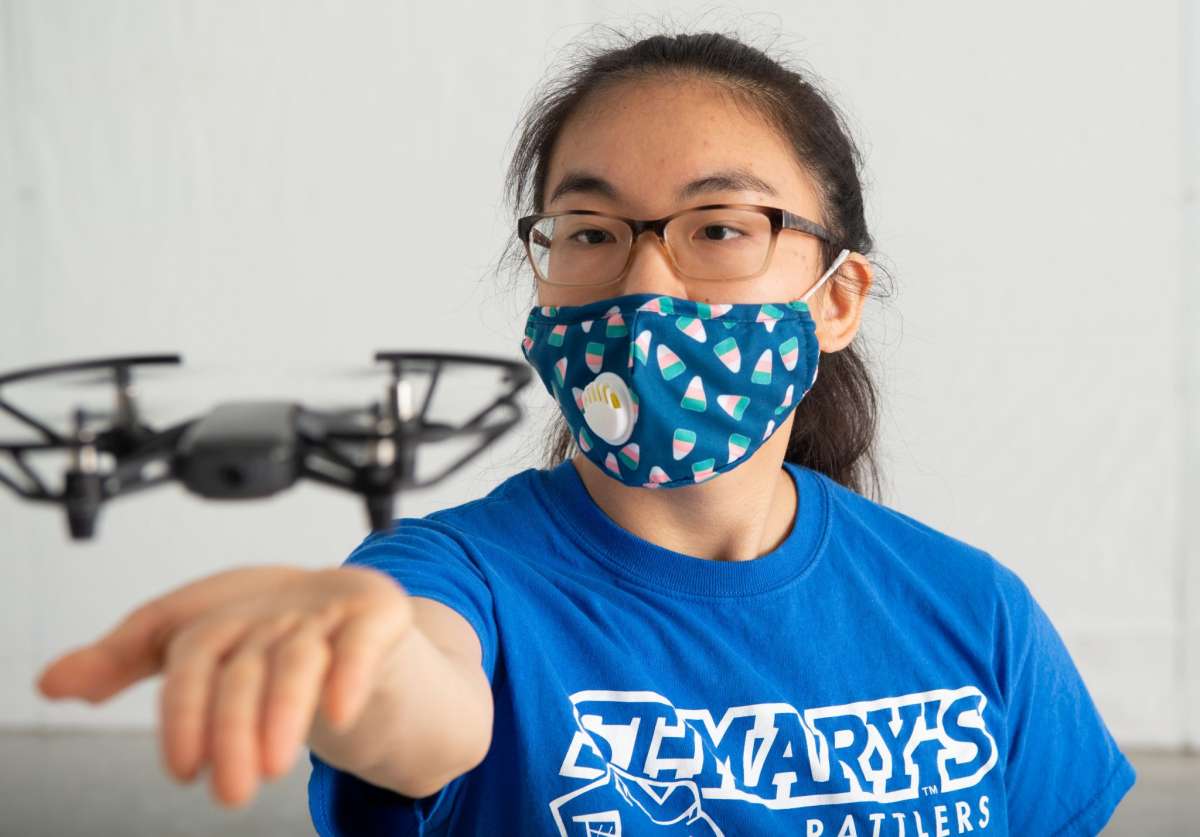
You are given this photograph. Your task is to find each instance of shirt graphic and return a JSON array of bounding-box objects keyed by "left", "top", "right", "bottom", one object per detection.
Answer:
[{"left": 550, "top": 687, "right": 997, "bottom": 836}]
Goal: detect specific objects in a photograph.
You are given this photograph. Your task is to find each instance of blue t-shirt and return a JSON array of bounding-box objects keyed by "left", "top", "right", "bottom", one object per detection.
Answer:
[{"left": 308, "top": 460, "right": 1135, "bottom": 836}]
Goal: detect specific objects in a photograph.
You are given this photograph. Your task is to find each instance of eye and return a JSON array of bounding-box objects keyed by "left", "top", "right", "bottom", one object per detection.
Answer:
[
  {"left": 698, "top": 224, "right": 746, "bottom": 242},
  {"left": 567, "top": 228, "right": 616, "bottom": 246}
]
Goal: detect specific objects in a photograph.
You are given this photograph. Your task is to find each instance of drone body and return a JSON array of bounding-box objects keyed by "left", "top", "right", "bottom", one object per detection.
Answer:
[
  {"left": 0, "top": 353, "right": 531, "bottom": 539},
  {"left": 175, "top": 402, "right": 303, "bottom": 499}
]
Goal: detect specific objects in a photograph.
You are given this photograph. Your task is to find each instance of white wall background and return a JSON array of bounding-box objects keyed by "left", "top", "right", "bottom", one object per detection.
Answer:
[{"left": 0, "top": 1, "right": 1194, "bottom": 749}]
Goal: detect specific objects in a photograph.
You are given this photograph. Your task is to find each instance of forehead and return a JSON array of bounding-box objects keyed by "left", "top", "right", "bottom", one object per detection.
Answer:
[{"left": 543, "top": 76, "right": 822, "bottom": 219}]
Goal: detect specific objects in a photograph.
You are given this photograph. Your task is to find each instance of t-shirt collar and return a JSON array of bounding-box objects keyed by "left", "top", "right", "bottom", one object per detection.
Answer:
[{"left": 533, "top": 458, "right": 831, "bottom": 598}]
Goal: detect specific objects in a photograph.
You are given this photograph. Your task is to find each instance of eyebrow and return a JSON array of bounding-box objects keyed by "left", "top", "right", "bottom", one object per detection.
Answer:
[{"left": 547, "top": 167, "right": 778, "bottom": 206}]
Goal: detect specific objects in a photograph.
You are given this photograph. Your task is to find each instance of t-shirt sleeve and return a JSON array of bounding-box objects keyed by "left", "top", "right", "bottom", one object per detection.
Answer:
[
  {"left": 307, "top": 516, "right": 498, "bottom": 836},
  {"left": 994, "top": 563, "right": 1136, "bottom": 835}
]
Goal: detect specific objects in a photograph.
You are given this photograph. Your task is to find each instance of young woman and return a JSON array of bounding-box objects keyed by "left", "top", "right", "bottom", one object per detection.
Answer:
[{"left": 36, "top": 30, "right": 1135, "bottom": 836}]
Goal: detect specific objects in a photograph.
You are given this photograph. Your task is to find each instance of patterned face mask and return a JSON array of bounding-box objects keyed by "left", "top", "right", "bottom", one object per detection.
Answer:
[{"left": 522, "top": 249, "right": 850, "bottom": 488}]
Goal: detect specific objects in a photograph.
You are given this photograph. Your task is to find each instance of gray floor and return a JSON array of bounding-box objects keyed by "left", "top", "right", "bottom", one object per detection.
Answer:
[{"left": 0, "top": 730, "right": 1194, "bottom": 835}]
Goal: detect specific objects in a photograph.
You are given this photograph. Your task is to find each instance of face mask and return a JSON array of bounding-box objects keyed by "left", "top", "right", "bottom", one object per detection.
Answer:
[{"left": 522, "top": 249, "right": 850, "bottom": 488}]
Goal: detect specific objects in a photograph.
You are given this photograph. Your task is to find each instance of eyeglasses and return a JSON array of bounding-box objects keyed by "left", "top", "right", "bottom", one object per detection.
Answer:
[{"left": 517, "top": 203, "right": 834, "bottom": 287}]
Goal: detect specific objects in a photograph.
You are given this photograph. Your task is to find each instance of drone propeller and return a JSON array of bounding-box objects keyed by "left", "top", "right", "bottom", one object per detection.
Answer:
[
  {"left": 0, "top": 354, "right": 185, "bottom": 538},
  {"left": 0, "top": 355, "right": 180, "bottom": 433},
  {"left": 296, "top": 351, "right": 532, "bottom": 530},
  {"left": 33, "top": 366, "right": 181, "bottom": 389}
]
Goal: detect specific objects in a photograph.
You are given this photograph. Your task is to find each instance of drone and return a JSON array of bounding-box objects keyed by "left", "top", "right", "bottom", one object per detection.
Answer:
[{"left": 0, "top": 352, "right": 532, "bottom": 540}]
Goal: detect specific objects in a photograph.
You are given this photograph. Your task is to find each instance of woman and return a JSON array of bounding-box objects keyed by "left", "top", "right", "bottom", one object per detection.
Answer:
[{"left": 36, "top": 30, "right": 1134, "bottom": 836}]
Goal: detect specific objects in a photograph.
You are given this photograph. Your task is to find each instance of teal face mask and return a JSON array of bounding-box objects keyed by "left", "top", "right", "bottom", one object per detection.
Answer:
[{"left": 521, "top": 249, "right": 850, "bottom": 488}]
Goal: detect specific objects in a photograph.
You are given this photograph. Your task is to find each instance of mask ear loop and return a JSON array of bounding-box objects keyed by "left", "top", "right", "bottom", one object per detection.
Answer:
[{"left": 798, "top": 248, "right": 851, "bottom": 304}]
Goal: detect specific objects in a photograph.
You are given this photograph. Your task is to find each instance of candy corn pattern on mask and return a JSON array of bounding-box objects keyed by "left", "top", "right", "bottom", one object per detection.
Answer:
[{"left": 522, "top": 249, "right": 851, "bottom": 488}]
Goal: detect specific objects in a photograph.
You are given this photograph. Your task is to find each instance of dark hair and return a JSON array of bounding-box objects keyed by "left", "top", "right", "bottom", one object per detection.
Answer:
[{"left": 495, "top": 25, "right": 893, "bottom": 502}]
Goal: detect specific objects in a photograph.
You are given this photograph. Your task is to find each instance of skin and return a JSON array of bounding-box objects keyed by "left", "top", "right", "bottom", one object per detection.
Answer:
[
  {"left": 35, "top": 565, "right": 490, "bottom": 807},
  {"left": 539, "top": 75, "right": 874, "bottom": 562}
]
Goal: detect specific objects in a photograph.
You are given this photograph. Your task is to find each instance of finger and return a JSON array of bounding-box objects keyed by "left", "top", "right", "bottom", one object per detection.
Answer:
[
  {"left": 260, "top": 619, "right": 333, "bottom": 779},
  {"left": 208, "top": 614, "right": 300, "bottom": 808},
  {"left": 37, "top": 601, "right": 171, "bottom": 703},
  {"left": 37, "top": 566, "right": 302, "bottom": 704},
  {"left": 322, "top": 604, "right": 412, "bottom": 732},
  {"left": 159, "top": 614, "right": 255, "bottom": 783}
]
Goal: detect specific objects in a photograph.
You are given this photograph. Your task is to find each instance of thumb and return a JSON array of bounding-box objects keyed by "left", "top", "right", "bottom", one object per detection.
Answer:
[{"left": 37, "top": 603, "right": 168, "bottom": 703}]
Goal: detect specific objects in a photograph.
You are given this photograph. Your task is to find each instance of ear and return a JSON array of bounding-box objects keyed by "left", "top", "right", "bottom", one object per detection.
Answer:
[{"left": 811, "top": 252, "right": 872, "bottom": 353}]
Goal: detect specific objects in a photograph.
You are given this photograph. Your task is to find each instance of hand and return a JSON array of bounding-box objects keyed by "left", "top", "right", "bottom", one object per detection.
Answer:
[{"left": 35, "top": 564, "right": 414, "bottom": 808}]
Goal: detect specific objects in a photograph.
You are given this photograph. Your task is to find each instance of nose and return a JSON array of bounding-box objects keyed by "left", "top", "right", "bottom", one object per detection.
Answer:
[{"left": 617, "top": 231, "right": 690, "bottom": 298}]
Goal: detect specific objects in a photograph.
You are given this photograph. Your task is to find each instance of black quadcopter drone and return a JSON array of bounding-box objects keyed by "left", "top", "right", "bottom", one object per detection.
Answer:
[{"left": 0, "top": 352, "right": 532, "bottom": 540}]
